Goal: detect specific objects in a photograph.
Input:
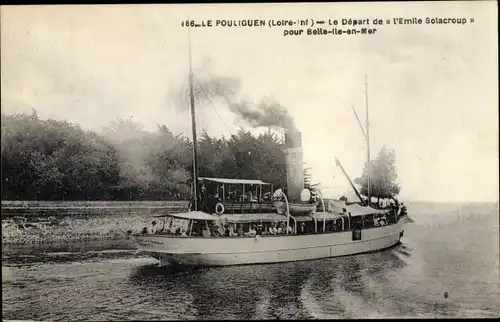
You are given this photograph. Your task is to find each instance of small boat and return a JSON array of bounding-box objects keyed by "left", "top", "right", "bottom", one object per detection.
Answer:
[{"left": 273, "top": 200, "right": 317, "bottom": 215}]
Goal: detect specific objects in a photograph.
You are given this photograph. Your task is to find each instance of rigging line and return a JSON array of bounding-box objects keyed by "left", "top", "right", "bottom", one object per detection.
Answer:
[{"left": 192, "top": 74, "right": 234, "bottom": 137}]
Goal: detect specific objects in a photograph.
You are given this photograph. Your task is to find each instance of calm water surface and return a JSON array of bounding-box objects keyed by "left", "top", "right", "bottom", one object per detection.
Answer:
[{"left": 2, "top": 202, "right": 499, "bottom": 320}]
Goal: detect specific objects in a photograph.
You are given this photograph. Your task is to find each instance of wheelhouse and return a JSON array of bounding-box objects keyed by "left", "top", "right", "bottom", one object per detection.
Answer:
[{"left": 198, "top": 177, "right": 275, "bottom": 215}]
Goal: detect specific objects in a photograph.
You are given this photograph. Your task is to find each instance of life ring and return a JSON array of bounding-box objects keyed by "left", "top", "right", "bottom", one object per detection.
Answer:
[{"left": 215, "top": 202, "right": 225, "bottom": 215}]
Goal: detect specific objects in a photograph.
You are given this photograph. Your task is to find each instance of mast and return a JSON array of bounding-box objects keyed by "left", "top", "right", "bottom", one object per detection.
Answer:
[
  {"left": 334, "top": 157, "right": 365, "bottom": 205},
  {"left": 188, "top": 25, "right": 199, "bottom": 211},
  {"left": 365, "top": 74, "right": 371, "bottom": 207}
]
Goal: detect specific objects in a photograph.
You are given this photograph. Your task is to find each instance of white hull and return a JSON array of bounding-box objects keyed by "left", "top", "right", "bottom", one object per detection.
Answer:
[{"left": 133, "top": 218, "right": 405, "bottom": 267}]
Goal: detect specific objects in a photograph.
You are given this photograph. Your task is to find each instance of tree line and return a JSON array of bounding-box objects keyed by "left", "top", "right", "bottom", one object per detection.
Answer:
[
  {"left": 1, "top": 111, "right": 287, "bottom": 201},
  {"left": 354, "top": 146, "right": 401, "bottom": 204}
]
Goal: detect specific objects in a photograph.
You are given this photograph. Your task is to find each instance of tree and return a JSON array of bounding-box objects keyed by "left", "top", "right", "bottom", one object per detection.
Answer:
[
  {"left": 1, "top": 111, "right": 122, "bottom": 200},
  {"left": 1, "top": 111, "right": 288, "bottom": 201},
  {"left": 354, "top": 146, "right": 401, "bottom": 202}
]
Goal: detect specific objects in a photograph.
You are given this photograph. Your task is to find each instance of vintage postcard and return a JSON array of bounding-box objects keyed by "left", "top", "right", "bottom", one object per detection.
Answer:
[{"left": 1, "top": 2, "right": 498, "bottom": 320}]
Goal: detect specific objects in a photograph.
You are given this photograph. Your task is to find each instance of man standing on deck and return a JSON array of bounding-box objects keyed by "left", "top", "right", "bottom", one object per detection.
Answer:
[
  {"left": 200, "top": 184, "right": 208, "bottom": 212},
  {"left": 149, "top": 221, "right": 157, "bottom": 234},
  {"left": 273, "top": 186, "right": 284, "bottom": 201}
]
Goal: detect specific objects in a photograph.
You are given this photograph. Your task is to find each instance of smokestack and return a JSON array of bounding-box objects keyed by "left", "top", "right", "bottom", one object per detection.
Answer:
[{"left": 284, "top": 130, "right": 305, "bottom": 201}]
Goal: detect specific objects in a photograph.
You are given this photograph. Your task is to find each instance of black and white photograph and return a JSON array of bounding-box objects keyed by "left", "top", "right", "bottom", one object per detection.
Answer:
[{"left": 1, "top": 2, "right": 498, "bottom": 320}]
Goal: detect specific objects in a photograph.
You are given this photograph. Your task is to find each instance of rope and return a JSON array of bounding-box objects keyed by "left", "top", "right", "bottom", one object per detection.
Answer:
[{"left": 192, "top": 74, "right": 234, "bottom": 137}]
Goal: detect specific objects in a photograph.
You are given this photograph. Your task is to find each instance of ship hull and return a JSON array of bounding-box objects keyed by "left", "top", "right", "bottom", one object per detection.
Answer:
[{"left": 133, "top": 217, "right": 405, "bottom": 267}]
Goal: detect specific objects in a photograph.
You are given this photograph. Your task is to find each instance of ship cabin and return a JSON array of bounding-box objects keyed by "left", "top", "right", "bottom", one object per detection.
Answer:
[{"left": 198, "top": 177, "right": 276, "bottom": 215}]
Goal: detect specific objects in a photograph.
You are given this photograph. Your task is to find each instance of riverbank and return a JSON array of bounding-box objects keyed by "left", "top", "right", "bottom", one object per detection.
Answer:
[
  {"left": 1, "top": 201, "right": 187, "bottom": 245},
  {"left": 2, "top": 237, "right": 135, "bottom": 254},
  {"left": 1, "top": 200, "right": 189, "bottom": 216},
  {"left": 2, "top": 213, "right": 148, "bottom": 245}
]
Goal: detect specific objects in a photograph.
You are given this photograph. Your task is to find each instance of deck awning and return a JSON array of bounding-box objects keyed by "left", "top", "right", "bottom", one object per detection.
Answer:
[
  {"left": 346, "top": 204, "right": 391, "bottom": 217},
  {"left": 220, "top": 213, "right": 287, "bottom": 223},
  {"left": 199, "top": 177, "right": 271, "bottom": 185},
  {"left": 154, "top": 211, "right": 219, "bottom": 221}
]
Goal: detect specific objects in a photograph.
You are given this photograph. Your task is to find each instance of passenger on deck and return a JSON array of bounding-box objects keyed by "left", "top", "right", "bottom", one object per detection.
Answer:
[
  {"left": 155, "top": 221, "right": 165, "bottom": 234},
  {"left": 228, "top": 190, "right": 238, "bottom": 201},
  {"left": 335, "top": 218, "right": 342, "bottom": 231},
  {"left": 200, "top": 224, "right": 210, "bottom": 237},
  {"left": 237, "top": 224, "right": 244, "bottom": 237},
  {"left": 299, "top": 222, "right": 306, "bottom": 234},
  {"left": 247, "top": 224, "right": 257, "bottom": 236},
  {"left": 256, "top": 224, "right": 264, "bottom": 236},
  {"left": 200, "top": 184, "right": 209, "bottom": 212},
  {"left": 224, "top": 224, "right": 231, "bottom": 236},
  {"left": 269, "top": 223, "right": 277, "bottom": 235},
  {"left": 286, "top": 224, "right": 293, "bottom": 234},
  {"left": 209, "top": 222, "right": 221, "bottom": 237},
  {"left": 193, "top": 221, "right": 202, "bottom": 236},
  {"left": 277, "top": 223, "right": 284, "bottom": 234},
  {"left": 310, "top": 190, "right": 317, "bottom": 204},
  {"left": 273, "top": 186, "right": 284, "bottom": 201},
  {"left": 149, "top": 221, "right": 157, "bottom": 234}
]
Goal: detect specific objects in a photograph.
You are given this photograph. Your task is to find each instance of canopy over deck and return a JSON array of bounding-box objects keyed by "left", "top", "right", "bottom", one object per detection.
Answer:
[
  {"left": 220, "top": 213, "right": 287, "bottom": 223},
  {"left": 346, "top": 204, "right": 391, "bottom": 217},
  {"left": 154, "top": 211, "right": 219, "bottom": 221},
  {"left": 199, "top": 177, "right": 271, "bottom": 185}
]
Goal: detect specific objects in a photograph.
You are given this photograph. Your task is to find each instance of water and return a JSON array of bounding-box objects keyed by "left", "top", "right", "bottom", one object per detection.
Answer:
[{"left": 2, "top": 202, "right": 499, "bottom": 320}]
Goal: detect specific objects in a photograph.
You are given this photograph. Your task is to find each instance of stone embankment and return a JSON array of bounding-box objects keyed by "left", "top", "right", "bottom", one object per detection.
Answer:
[{"left": 1, "top": 201, "right": 189, "bottom": 245}]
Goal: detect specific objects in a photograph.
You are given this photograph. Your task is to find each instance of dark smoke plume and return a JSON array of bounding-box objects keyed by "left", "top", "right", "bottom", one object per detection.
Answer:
[{"left": 168, "top": 73, "right": 297, "bottom": 132}]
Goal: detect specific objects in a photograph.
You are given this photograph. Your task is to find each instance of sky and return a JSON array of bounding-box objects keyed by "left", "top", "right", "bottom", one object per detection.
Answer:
[{"left": 1, "top": 2, "right": 498, "bottom": 202}]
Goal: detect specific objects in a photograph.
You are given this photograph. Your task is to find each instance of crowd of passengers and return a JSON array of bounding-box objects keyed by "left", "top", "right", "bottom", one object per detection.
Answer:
[
  {"left": 142, "top": 209, "right": 399, "bottom": 237},
  {"left": 348, "top": 196, "right": 406, "bottom": 212}
]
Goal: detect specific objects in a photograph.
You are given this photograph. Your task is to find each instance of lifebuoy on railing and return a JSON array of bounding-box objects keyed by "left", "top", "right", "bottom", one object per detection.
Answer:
[{"left": 215, "top": 202, "right": 225, "bottom": 215}]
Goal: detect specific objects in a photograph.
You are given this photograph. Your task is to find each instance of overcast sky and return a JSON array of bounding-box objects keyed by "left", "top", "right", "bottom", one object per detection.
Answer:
[{"left": 1, "top": 2, "right": 498, "bottom": 202}]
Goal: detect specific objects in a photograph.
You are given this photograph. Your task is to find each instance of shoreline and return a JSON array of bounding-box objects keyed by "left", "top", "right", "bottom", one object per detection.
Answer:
[
  {"left": 2, "top": 237, "right": 135, "bottom": 254},
  {"left": 1, "top": 200, "right": 190, "bottom": 217}
]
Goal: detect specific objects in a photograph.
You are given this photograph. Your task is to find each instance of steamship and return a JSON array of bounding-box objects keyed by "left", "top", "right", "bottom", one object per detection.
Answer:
[{"left": 131, "top": 31, "right": 406, "bottom": 267}]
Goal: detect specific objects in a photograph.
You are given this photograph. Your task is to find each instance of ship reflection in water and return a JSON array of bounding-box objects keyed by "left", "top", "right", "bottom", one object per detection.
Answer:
[{"left": 2, "top": 203, "right": 499, "bottom": 320}]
